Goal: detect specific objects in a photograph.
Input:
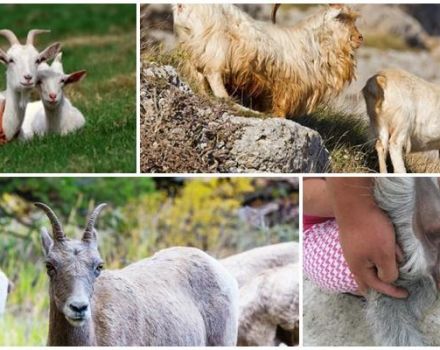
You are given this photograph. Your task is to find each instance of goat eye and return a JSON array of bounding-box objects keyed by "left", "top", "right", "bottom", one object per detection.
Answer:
[
  {"left": 60, "top": 79, "right": 65, "bottom": 84},
  {"left": 45, "top": 262, "right": 56, "bottom": 276},
  {"left": 36, "top": 80, "right": 41, "bottom": 85},
  {"left": 95, "top": 263, "right": 104, "bottom": 276},
  {"left": 8, "top": 58, "right": 14, "bottom": 64},
  {"left": 36, "top": 57, "right": 45, "bottom": 64}
]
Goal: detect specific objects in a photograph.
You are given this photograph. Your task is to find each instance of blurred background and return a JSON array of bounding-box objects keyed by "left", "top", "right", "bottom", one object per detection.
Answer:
[{"left": 0, "top": 177, "right": 298, "bottom": 345}]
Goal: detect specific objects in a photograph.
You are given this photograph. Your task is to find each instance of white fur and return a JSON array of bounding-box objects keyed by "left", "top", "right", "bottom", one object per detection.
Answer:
[
  {"left": 21, "top": 53, "right": 85, "bottom": 140},
  {"left": 0, "top": 269, "right": 9, "bottom": 315}
]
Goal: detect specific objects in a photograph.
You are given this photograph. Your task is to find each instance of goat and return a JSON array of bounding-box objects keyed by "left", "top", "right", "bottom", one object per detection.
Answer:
[
  {"left": 366, "top": 177, "right": 440, "bottom": 345},
  {"left": 173, "top": 4, "right": 362, "bottom": 118},
  {"left": 36, "top": 202, "right": 239, "bottom": 346},
  {"left": 221, "top": 242, "right": 298, "bottom": 346},
  {"left": 0, "top": 269, "right": 10, "bottom": 315},
  {"left": 0, "top": 30, "right": 60, "bottom": 142},
  {"left": 21, "top": 53, "right": 86, "bottom": 140},
  {"left": 363, "top": 69, "right": 440, "bottom": 173}
]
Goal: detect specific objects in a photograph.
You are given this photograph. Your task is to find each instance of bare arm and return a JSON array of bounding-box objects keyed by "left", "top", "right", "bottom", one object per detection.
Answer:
[{"left": 303, "top": 178, "right": 334, "bottom": 217}]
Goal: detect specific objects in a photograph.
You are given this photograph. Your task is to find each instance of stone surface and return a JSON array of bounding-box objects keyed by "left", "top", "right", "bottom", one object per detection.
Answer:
[{"left": 140, "top": 63, "right": 329, "bottom": 173}]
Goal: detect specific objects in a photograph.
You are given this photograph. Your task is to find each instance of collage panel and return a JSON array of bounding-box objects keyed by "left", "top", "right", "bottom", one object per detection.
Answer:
[
  {"left": 0, "top": 177, "right": 298, "bottom": 346},
  {"left": 302, "top": 177, "right": 440, "bottom": 346},
  {"left": 0, "top": 4, "right": 136, "bottom": 173},
  {"left": 141, "top": 3, "right": 440, "bottom": 174}
]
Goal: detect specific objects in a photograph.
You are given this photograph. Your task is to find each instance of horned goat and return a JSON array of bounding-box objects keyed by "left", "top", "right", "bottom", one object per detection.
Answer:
[
  {"left": 0, "top": 30, "right": 60, "bottom": 142},
  {"left": 0, "top": 269, "right": 10, "bottom": 315},
  {"left": 221, "top": 242, "right": 299, "bottom": 346},
  {"left": 363, "top": 69, "right": 440, "bottom": 173},
  {"left": 173, "top": 4, "right": 362, "bottom": 117},
  {"left": 36, "top": 202, "right": 239, "bottom": 346},
  {"left": 21, "top": 53, "right": 86, "bottom": 140}
]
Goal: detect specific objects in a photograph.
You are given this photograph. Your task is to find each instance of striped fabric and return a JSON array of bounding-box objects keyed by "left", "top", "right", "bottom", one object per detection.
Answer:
[{"left": 304, "top": 219, "right": 358, "bottom": 293}]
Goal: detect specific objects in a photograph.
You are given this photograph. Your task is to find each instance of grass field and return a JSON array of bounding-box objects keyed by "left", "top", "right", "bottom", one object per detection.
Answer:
[{"left": 0, "top": 5, "right": 136, "bottom": 173}]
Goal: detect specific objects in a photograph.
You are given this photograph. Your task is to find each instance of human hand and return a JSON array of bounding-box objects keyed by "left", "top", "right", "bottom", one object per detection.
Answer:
[{"left": 326, "top": 178, "right": 408, "bottom": 299}]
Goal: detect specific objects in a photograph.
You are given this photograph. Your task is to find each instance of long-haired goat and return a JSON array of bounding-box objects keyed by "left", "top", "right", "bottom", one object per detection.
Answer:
[
  {"left": 366, "top": 177, "right": 440, "bottom": 345},
  {"left": 0, "top": 30, "right": 60, "bottom": 141},
  {"left": 173, "top": 4, "right": 362, "bottom": 118},
  {"left": 36, "top": 202, "right": 239, "bottom": 346},
  {"left": 363, "top": 69, "right": 440, "bottom": 173},
  {"left": 221, "top": 242, "right": 299, "bottom": 346}
]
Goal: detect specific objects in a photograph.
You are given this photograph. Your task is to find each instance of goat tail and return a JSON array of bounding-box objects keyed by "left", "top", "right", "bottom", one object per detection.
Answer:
[{"left": 366, "top": 276, "right": 436, "bottom": 346}]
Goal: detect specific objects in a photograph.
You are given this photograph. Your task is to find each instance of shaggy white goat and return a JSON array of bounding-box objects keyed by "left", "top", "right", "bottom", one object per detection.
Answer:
[
  {"left": 0, "top": 269, "right": 10, "bottom": 315},
  {"left": 221, "top": 242, "right": 299, "bottom": 346},
  {"left": 0, "top": 29, "right": 60, "bottom": 142},
  {"left": 173, "top": 4, "right": 362, "bottom": 117},
  {"left": 21, "top": 53, "right": 86, "bottom": 140},
  {"left": 363, "top": 68, "right": 440, "bottom": 173},
  {"left": 36, "top": 203, "right": 239, "bottom": 346}
]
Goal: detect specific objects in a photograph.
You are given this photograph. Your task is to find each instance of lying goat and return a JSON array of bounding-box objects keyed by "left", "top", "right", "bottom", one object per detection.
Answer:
[
  {"left": 21, "top": 53, "right": 86, "bottom": 140},
  {"left": 174, "top": 4, "right": 362, "bottom": 117}
]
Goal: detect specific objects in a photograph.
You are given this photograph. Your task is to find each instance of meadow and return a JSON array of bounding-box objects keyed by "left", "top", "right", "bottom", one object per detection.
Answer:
[
  {"left": 0, "top": 177, "right": 298, "bottom": 345},
  {"left": 0, "top": 5, "right": 136, "bottom": 173}
]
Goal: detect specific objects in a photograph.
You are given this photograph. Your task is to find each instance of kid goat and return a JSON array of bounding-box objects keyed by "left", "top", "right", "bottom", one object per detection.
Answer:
[
  {"left": 21, "top": 53, "right": 86, "bottom": 139},
  {"left": 0, "top": 29, "right": 60, "bottom": 142},
  {"left": 364, "top": 69, "right": 440, "bottom": 173},
  {"left": 174, "top": 4, "right": 362, "bottom": 117},
  {"left": 36, "top": 202, "right": 239, "bottom": 346}
]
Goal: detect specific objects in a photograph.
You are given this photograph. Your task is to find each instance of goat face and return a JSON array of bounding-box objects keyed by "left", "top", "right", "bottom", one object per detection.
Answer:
[
  {"left": 36, "top": 203, "right": 106, "bottom": 327},
  {"left": 36, "top": 54, "right": 87, "bottom": 110},
  {"left": 325, "top": 5, "right": 362, "bottom": 50},
  {"left": 0, "top": 29, "right": 61, "bottom": 92}
]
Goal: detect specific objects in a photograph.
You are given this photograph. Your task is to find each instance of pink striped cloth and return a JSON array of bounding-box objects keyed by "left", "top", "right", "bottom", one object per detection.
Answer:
[{"left": 303, "top": 218, "right": 358, "bottom": 294}]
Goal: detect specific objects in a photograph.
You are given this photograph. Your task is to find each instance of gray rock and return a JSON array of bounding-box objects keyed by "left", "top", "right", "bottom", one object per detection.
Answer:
[{"left": 140, "top": 62, "right": 329, "bottom": 173}]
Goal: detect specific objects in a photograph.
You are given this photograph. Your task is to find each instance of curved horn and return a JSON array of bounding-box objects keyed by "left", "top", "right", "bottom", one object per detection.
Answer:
[
  {"left": 82, "top": 203, "right": 107, "bottom": 242},
  {"left": 34, "top": 202, "right": 65, "bottom": 241},
  {"left": 271, "top": 4, "right": 281, "bottom": 24},
  {"left": 0, "top": 30, "right": 19, "bottom": 46},
  {"left": 26, "top": 29, "right": 50, "bottom": 46}
]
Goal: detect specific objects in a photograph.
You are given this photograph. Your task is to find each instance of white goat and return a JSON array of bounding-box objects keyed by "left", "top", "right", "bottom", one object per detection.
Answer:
[
  {"left": 221, "top": 242, "right": 299, "bottom": 346},
  {"left": 0, "top": 29, "right": 60, "bottom": 142},
  {"left": 0, "top": 269, "right": 10, "bottom": 315},
  {"left": 363, "top": 68, "right": 440, "bottom": 173},
  {"left": 36, "top": 203, "right": 239, "bottom": 346},
  {"left": 173, "top": 4, "right": 362, "bottom": 117},
  {"left": 21, "top": 53, "right": 86, "bottom": 140}
]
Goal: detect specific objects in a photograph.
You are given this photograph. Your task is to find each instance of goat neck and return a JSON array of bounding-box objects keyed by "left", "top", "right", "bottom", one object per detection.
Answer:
[{"left": 47, "top": 297, "right": 97, "bottom": 346}]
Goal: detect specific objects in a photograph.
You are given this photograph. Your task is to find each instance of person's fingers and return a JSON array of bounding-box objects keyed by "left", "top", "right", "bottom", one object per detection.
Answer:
[
  {"left": 376, "top": 253, "right": 399, "bottom": 283},
  {"left": 364, "top": 269, "right": 408, "bottom": 298}
]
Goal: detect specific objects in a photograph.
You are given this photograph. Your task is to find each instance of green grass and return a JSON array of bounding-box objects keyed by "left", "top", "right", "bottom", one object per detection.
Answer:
[{"left": 0, "top": 5, "right": 136, "bottom": 173}]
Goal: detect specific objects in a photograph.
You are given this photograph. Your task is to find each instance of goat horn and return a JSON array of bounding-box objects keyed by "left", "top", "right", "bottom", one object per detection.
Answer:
[
  {"left": 0, "top": 30, "right": 19, "bottom": 46},
  {"left": 34, "top": 202, "right": 65, "bottom": 241},
  {"left": 271, "top": 4, "right": 281, "bottom": 24},
  {"left": 26, "top": 29, "right": 50, "bottom": 46},
  {"left": 83, "top": 203, "right": 107, "bottom": 242}
]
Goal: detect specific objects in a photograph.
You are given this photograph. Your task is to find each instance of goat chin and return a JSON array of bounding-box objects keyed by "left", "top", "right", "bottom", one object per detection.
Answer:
[{"left": 174, "top": 4, "right": 360, "bottom": 118}]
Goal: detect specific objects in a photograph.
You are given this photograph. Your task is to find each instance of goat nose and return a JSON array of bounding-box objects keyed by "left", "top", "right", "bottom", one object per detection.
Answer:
[
  {"left": 24, "top": 74, "right": 32, "bottom": 81},
  {"left": 49, "top": 93, "right": 57, "bottom": 100},
  {"left": 69, "top": 302, "right": 89, "bottom": 314}
]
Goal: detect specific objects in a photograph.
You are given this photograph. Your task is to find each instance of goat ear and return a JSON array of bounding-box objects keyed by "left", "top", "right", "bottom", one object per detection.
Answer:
[
  {"left": 64, "top": 70, "right": 87, "bottom": 85},
  {"left": 40, "top": 227, "right": 54, "bottom": 256},
  {"left": 413, "top": 178, "right": 440, "bottom": 244},
  {"left": 37, "top": 42, "right": 61, "bottom": 64},
  {"left": 0, "top": 48, "right": 8, "bottom": 66}
]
